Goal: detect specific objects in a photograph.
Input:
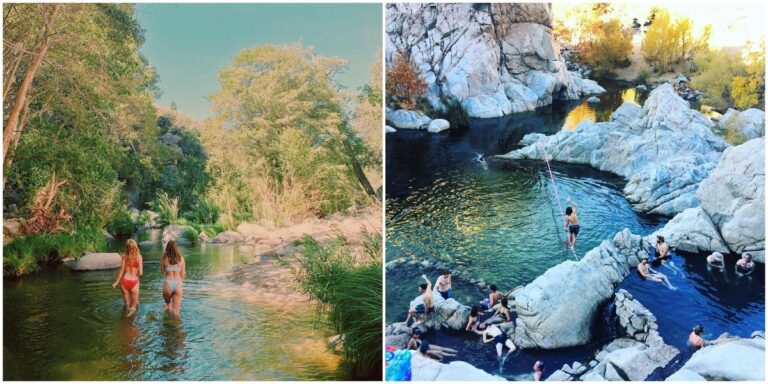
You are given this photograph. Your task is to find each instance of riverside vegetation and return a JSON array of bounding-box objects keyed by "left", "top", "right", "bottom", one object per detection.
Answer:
[{"left": 3, "top": 3, "right": 382, "bottom": 379}]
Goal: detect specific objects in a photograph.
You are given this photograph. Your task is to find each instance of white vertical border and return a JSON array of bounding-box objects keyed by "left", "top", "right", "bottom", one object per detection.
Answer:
[{"left": 380, "top": 1, "right": 388, "bottom": 380}]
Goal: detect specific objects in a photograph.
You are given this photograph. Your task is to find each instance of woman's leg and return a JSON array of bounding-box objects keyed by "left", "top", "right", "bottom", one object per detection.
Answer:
[
  {"left": 505, "top": 339, "right": 517, "bottom": 354},
  {"left": 162, "top": 281, "right": 172, "bottom": 311},
  {"left": 120, "top": 283, "right": 131, "bottom": 307},
  {"left": 495, "top": 342, "right": 503, "bottom": 357},
  {"left": 171, "top": 283, "right": 183, "bottom": 316},
  {"left": 127, "top": 283, "right": 140, "bottom": 315}
]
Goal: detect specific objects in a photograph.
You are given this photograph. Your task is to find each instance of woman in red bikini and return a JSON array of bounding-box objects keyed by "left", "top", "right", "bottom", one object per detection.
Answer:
[{"left": 112, "top": 239, "right": 143, "bottom": 316}]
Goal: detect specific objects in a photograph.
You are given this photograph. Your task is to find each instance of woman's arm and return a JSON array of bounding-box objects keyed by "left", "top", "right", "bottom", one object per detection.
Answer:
[
  {"left": 112, "top": 259, "right": 125, "bottom": 288},
  {"left": 181, "top": 258, "right": 186, "bottom": 280},
  {"left": 137, "top": 255, "right": 143, "bottom": 277},
  {"left": 422, "top": 274, "right": 431, "bottom": 291},
  {"left": 466, "top": 316, "right": 474, "bottom": 331}
]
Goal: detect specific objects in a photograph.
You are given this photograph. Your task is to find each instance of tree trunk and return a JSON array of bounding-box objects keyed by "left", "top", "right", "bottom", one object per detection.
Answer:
[
  {"left": 342, "top": 135, "right": 377, "bottom": 198},
  {"left": 3, "top": 4, "right": 59, "bottom": 164}
]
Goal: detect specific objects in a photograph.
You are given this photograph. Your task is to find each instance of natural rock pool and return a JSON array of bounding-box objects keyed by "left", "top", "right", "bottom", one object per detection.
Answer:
[
  {"left": 3, "top": 230, "right": 342, "bottom": 380},
  {"left": 385, "top": 83, "right": 764, "bottom": 379}
]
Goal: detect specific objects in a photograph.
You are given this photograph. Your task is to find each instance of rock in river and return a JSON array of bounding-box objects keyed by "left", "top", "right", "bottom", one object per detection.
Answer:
[
  {"left": 718, "top": 108, "right": 765, "bottom": 141},
  {"left": 666, "top": 335, "right": 765, "bottom": 381},
  {"left": 71, "top": 253, "right": 122, "bottom": 271},
  {"left": 386, "top": 109, "right": 431, "bottom": 129}
]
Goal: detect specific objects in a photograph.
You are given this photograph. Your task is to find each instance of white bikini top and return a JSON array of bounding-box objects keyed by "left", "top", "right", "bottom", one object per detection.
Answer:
[{"left": 165, "top": 264, "right": 181, "bottom": 272}]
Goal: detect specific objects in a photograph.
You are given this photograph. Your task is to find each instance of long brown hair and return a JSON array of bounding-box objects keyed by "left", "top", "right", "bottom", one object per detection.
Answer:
[
  {"left": 124, "top": 239, "right": 139, "bottom": 265},
  {"left": 164, "top": 240, "right": 182, "bottom": 265}
]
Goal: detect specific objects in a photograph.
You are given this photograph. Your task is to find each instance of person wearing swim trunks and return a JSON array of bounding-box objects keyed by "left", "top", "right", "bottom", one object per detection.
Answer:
[
  {"left": 406, "top": 274, "right": 434, "bottom": 325},
  {"left": 435, "top": 269, "right": 452, "bottom": 300},
  {"left": 161, "top": 240, "right": 186, "bottom": 316},
  {"left": 112, "top": 239, "right": 143, "bottom": 316},
  {"left": 638, "top": 257, "right": 676, "bottom": 290},
  {"left": 407, "top": 330, "right": 458, "bottom": 361},
  {"left": 564, "top": 197, "right": 579, "bottom": 249},
  {"left": 735, "top": 253, "right": 755, "bottom": 277},
  {"left": 476, "top": 323, "right": 517, "bottom": 358},
  {"left": 480, "top": 284, "right": 503, "bottom": 310}
]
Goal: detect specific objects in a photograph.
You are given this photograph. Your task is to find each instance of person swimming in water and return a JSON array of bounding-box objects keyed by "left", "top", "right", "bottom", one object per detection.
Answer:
[
  {"left": 735, "top": 253, "right": 755, "bottom": 277},
  {"left": 564, "top": 197, "right": 579, "bottom": 249},
  {"left": 112, "top": 239, "right": 143, "bottom": 316},
  {"left": 706, "top": 252, "right": 725, "bottom": 272},
  {"left": 435, "top": 269, "right": 452, "bottom": 300},
  {"left": 161, "top": 240, "right": 186, "bottom": 316},
  {"left": 650, "top": 235, "right": 683, "bottom": 275},
  {"left": 688, "top": 324, "right": 712, "bottom": 351},
  {"left": 480, "top": 284, "right": 504, "bottom": 311},
  {"left": 466, "top": 305, "right": 481, "bottom": 331},
  {"left": 533, "top": 360, "right": 545, "bottom": 381},
  {"left": 638, "top": 257, "right": 677, "bottom": 290},
  {"left": 406, "top": 274, "right": 434, "bottom": 325},
  {"left": 475, "top": 323, "right": 517, "bottom": 358}
]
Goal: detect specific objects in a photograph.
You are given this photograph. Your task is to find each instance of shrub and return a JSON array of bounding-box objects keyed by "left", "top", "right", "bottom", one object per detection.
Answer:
[
  {"left": 642, "top": 9, "right": 710, "bottom": 73},
  {"left": 106, "top": 210, "right": 135, "bottom": 236},
  {"left": 182, "top": 198, "right": 220, "bottom": 224},
  {"left": 386, "top": 54, "right": 427, "bottom": 110},
  {"left": 578, "top": 18, "right": 633, "bottom": 76},
  {"left": 182, "top": 228, "right": 199, "bottom": 245},
  {"left": 3, "top": 228, "right": 105, "bottom": 277},
  {"left": 149, "top": 192, "right": 179, "bottom": 226}
]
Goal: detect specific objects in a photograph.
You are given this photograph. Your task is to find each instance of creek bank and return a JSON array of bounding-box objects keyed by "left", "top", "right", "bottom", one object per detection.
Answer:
[{"left": 386, "top": 3, "right": 604, "bottom": 119}]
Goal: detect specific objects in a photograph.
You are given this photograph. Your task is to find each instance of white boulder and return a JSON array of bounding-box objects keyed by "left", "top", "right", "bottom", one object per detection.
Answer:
[
  {"left": 427, "top": 119, "right": 450, "bottom": 133},
  {"left": 71, "top": 253, "right": 122, "bottom": 271},
  {"left": 387, "top": 109, "right": 432, "bottom": 129},
  {"left": 718, "top": 108, "right": 765, "bottom": 141},
  {"left": 666, "top": 337, "right": 764, "bottom": 381}
]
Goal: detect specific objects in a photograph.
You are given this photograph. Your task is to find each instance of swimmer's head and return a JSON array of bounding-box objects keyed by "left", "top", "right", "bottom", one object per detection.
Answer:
[
  {"left": 501, "top": 297, "right": 509, "bottom": 308},
  {"left": 657, "top": 235, "right": 665, "bottom": 243},
  {"left": 470, "top": 305, "right": 479, "bottom": 317},
  {"left": 477, "top": 323, "right": 488, "bottom": 331},
  {"left": 534, "top": 361, "right": 544, "bottom": 372},
  {"left": 693, "top": 325, "right": 704, "bottom": 335},
  {"left": 565, "top": 207, "right": 573, "bottom": 216},
  {"left": 443, "top": 269, "right": 451, "bottom": 277},
  {"left": 641, "top": 256, "right": 649, "bottom": 264},
  {"left": 419, "top": 283, "right": 428, "bottom": 291},
  {"left": 744, "top": 253, "right": 752, "bottom": 261},
  {"left": 490, "top": 285, "right": 498, "bottom": 292}
]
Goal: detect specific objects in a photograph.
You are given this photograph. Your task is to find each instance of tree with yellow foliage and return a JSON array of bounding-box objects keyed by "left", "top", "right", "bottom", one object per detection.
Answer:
[
  {"left": 642, "top": 9, "right": 710, "bottom": 73},
  {"left": 730, "top": 42, "right": 765, "bottom": 109},
  {"left": 578, "top": 18, "right": 633, "bottom": 76}
]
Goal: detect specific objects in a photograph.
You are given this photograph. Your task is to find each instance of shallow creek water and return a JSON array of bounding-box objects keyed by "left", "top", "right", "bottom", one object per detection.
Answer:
[
  {"left": 385, "top": 83, "right": 764, "bottom": 379},
  {"left": 4, "top": 230, "right": 342, "bottom": 380}
]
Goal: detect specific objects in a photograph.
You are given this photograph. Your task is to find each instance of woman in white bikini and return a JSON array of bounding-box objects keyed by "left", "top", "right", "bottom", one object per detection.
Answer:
[{"left": 161, "top": 240, "right": 186, "bottom": 316}]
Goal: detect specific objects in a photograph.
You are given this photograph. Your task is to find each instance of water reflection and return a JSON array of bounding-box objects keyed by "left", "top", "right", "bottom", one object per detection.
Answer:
[{"left": 562, "top": 84, "right": 644, "bottom": 131}]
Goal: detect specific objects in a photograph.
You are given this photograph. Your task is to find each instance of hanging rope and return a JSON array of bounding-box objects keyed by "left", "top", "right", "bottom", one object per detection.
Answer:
[{"left": 539, "top": 143, "right": 579, "bottom": 261}]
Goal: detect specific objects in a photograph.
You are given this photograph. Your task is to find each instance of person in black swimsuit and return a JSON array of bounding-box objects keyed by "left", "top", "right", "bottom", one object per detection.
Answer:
[{"left": 564, "top": 197, "right": 580, "bottom": 249}]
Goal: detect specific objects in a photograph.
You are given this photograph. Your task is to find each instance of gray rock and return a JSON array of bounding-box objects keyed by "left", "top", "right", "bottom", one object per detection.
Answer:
[
  {"left": 71, "top": 253, "right": 122, "bottom": 271},
  {"left": 210, "top": 230, "right": 245, "bottom": 244},
  {"left": 411, "top": 353, "right": 507, "bottom": 381},
  {"left": 519, "top": 132, "right": 546, "bottom": 146},
  {"left": 610, "top": 102, "right": 642, "bottom": 126},
  {"left": 637, "top": 84, "right": 647, "bottom": 92},
  {"left": 387, "top": 109, "right": 431, "bottom": 129},
  {"left": 427, "top": 119, "right": 450, "bottom": 133},
  {"left": 697, "top": 138, "right": 765, "bottom": 261},
  {"left": 654, "top": 207, "right": 730, "bottom": 254},
  {"left": 385, "top": 125, "right": 397, "bottom": 133},
  {"left": 718, "top": 108, "right": 765, "bottom": 141},
  {"left": 587, "top": 96, "right": 600, "bottom": 104},
  {"left": 545, "top": 370, "right": 573, "bottom": 381},
  {"left": 666, "top": 337, "right": 764, "bottom": 381},
  {"left": 162, "top": 225, "right": 195, "bottom": 245}
]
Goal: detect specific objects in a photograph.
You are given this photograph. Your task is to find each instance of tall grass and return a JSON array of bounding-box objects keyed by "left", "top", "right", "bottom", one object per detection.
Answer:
[
  {"left": 149, "top": 192, "right": 179, "bottom": 226},
  {"left": 287, "top": 235, "right": 382, "bottom": 379},
  {"left": 3, "top": 228, "right": 105, "bottom": 277}
]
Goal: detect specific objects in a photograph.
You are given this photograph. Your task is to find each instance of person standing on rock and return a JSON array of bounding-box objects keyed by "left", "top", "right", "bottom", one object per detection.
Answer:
[
  {"left": 638, "top": 257, "right": 677, "bottom": 290},
  {"left": 480, "top": 285, "right": 503, "bottom": 311},
  {"left": 406, "top": 274, "right": 434, "bottom": 325},
  {"left": 161, "top": 240, "right": 186, "bottom": 316},
  {"left": 435, "top": 270, "right": 452, "bottom": 299},
  {"left": 112, "top": 239, "right": 143, "bottom": 316},
  {"left": 564, "top": 197, "right": 579, "bottom": 249}
]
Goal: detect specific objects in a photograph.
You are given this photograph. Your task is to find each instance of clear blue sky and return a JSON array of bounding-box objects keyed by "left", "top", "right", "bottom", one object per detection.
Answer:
[{"left": 135, "top": 3, "right": 382, "bottom": 118}]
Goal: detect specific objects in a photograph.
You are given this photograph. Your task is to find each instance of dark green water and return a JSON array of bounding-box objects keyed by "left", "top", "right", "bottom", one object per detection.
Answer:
[{"left": 4, "top": 230, "right": 342, "bottom": 380}]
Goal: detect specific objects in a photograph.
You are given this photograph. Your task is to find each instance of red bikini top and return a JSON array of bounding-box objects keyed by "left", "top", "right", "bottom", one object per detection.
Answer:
[{"left": 126, "top": 258, "right": 140, "bottom": 268}]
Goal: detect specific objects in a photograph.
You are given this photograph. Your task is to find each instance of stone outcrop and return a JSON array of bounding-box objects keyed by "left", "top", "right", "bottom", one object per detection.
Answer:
[
  {"left": 496, "top": 84, "right": 728, "bottom": 216},
  {"left": 547, "top": 290, "right": 679, "bottom": 381},
  {"left": 666, "top": 333, "right": 765, "bottom": 381},
  {"left": 210, "top": 230, "right": 245, "bottom": 244},
  {"left": 409, "top": 294, "right": 471, "bottom": 331},
  {"left": 514, "top": 229, "right": 649, "bottom": 349},
  {"left": 411, "top": 353, "right": 507, "bottom": 381},
  {"left": 696, "top": 137, "right": 765, "bottom": 261},
  {"left": 71, "top": 252, "right": 122, "bottom": 271},
  {"left": 385, "top": 3, "right": 604, "bottom": 118},
  {"left": 162, "top": 225, "right": 195, "bottom": 245},
  {"left": 653, "top": 207, "right": 731, "bottom": 254},
  {"left": 427, "top": 119, "right": 450, "bottom": 133},
  {"left": 387, "top": 109, "right": 432, "bottom": 129},
  {"left": 718, "top": 108, "right": 765, "bottom": 141}
]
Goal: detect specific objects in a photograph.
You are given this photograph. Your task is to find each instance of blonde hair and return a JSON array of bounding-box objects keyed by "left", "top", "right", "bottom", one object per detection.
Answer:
[{"left": 124, "top": 239, "right": 140, "bottom": 265}]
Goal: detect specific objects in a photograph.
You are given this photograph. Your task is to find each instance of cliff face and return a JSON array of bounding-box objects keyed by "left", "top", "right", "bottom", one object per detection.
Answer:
[{"left": 386, "top": 3, "right": 603, "bottom": 118}]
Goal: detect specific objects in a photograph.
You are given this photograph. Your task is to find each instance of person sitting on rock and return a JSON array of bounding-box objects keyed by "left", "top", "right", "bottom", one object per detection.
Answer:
[
  {"left": 435, "top": 269, "right": 452, "bottom": 300},
  {"left": 638, "top": 257, "right": 677, "bottom": 290},
  {"left": 650, "top": 235, "right": 682, "bottom": 275},
  {"left": 533, "top": 360, "right": 545, "bottom": 381},
  {"left": 480, "top": 284, "right": 503, "bottom": 311},
  {"left": 408, "top": 331, "right": 458, "bottom": 361},
  {"left": 475, "top": 323, "right": 517, "bottom": 358},
  {"left": 406, "top": 274, "right": 434, "bottom": 325},
  {"left": 688, "top": 324, "right": 712, "bottom": 351},
  {"left": 564, "top": 197, "right": 580, "bottom": 249},
  {"left": 486, "top": 297, "right": 512, "bottom": 323},
  {"left": 466, "top": 305, "right": 480, "bottom": 331},
  {"left": 735, "top": 253, "right": 755, "bottom": 277}
]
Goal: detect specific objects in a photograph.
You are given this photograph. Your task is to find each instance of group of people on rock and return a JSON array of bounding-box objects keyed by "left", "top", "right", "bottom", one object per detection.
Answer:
[{"left": 111, "top": 239, "right": 186, "bottom": 317}]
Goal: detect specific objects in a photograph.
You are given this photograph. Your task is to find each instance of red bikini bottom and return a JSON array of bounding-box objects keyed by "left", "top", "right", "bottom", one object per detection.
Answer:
[{"left": 121, "top": 277, "right": 139, "bottom": 290}]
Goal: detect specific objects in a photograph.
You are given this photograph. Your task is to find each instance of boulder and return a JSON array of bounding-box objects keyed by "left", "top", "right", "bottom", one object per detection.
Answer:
[
  {"left": 162, "top": 225, "right": 195, "bottom": 245},
  {"left": 428, "top": 119, "right": 450, "bottom": 133},
  {"left": 210, "top": 230, "right": 245, "bottom": 244},
  {"left": 71, "top": 253, "right": 122, "bottom": 271},
  {"left": 610, "top": 102, "right": 642, "bottom": 126},
  {"left": 386, "top": 125, "right": 397, "bottom": 133},
  {"left": 520, "top": 133, "right": 546, "bottom": 146},
  {"left": 653, "top": 207, "right": 730, "bottom": 254},
  {"left": 587, "top": 96, "right": 600, "bottom": 104},
  {"left": 387, "top": 109, "right": 431, "bottom": 129},
  {"left": 697, "top": 137, "right": 765, "bottom": 260},
  {"left": 718, "top": 108, "right": 765, "bottom": 141},
  {"left": 513, "top": 229, "right": 649, "bottom": 349},
  {"left": 496, "top": 84, "right": 727, "bottom": 216},
  {"left": 666, "top": 337, "right": 764, "bottom": 381},
  {"left": 637, "top": 84, "right": 647, "bottom": 92},
  {"left": 410, "top": 353, "right": 507, "bottom": 381},
  {"left": 409, "top": 294, "right": 471, "bottom": 331},
  {"left": 3, "top": 218, "right": 23, "bottom": 239},
  {"left": 386, "top": 3, "right": 604, "bottom": 118}
]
